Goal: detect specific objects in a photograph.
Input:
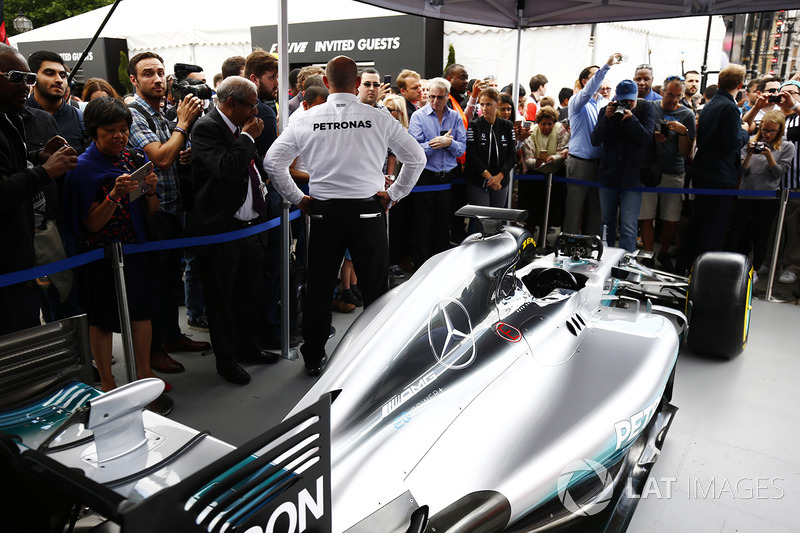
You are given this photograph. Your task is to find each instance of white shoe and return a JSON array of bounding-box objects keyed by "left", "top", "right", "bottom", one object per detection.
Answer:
[
  {"left": 757, "top": 265, "right": 769, "bottom": 276},
  {"left": 752, "top": 271, "right": 759, "bottom": 284},
  {"left": 778, "top": 270, "right": 797, "bottom": 284}
]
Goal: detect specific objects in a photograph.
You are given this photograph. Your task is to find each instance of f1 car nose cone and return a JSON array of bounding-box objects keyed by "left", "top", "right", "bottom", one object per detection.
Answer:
[{"left": 427, "top": 298, "right": 477, "bottom": 370}]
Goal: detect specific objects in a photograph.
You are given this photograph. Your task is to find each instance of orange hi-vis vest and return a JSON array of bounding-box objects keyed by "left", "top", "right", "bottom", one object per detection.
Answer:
[{"left": 448, "top": 93, "right": 468, "bottom": 165}]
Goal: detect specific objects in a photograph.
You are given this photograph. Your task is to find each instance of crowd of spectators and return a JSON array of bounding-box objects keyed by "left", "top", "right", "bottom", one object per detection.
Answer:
[{"left": 4, "top": 39, "right": 800, "bottom": 406}]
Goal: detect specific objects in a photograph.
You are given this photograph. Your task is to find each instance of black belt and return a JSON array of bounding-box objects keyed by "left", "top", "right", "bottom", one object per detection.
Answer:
[
  {"left": 422, "top": 168, "right": 456, "bottom": 179},
  {"left": 231, "top": 217, "right": 261, "bottom": 229},
  {"left": 570, "top": 154, "right": 598, "bottom": 163}
]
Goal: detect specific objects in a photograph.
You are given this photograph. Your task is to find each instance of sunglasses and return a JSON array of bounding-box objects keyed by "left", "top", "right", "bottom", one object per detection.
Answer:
[
  {"left": 636, "top": 64, "right": 653, "bottom": 71},
  {"left": 664, "top": 75, "right": 685, "bottom": 82},
  {"left": 429, "top": 94, "right": 447, "bottom": 101},
  {"left": 0, "top": 70, "right": 37, "bottom": 85},
  {"left": 362, "top": 82, "right": 381, "bottom": 88}
]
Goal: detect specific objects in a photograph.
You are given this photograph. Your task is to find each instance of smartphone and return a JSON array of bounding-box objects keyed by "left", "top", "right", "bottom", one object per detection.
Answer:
[
  {"left": 522, "top": 121, "right": 532, "bottom": 128},
  {"left": 128, "top": 161, "right": 154, "bottom": 201},
  {"left": 383, "top": 74, "right": 392, "bottom": 85},
  {"left": 440, "top": 130, "right": 449, "bottom": 136},
  {"left": 660, "top": 123, "right": 670, "bottom": 136}
]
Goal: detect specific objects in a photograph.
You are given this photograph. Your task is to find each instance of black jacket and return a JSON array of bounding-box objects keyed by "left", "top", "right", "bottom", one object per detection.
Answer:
[
  {"left": 465, "top": 116, "right": 516, "bottom": 187},
  {"left": 0, "top": 111, "right": 51, "bottom": 274},
  {"left": 591, "top": 99, "right": 655, "bottom": 188},
  {"left": 184, "top": 108, "right": 263, "bottom": 239}
]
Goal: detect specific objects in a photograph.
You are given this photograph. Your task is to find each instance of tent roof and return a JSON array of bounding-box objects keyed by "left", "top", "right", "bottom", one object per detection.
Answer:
[
  {"left": 357, "top": 0, "right": 798, "bottom": 28},
  {"left": 11, "top": 0, "right": 401, "bottom": 48}
]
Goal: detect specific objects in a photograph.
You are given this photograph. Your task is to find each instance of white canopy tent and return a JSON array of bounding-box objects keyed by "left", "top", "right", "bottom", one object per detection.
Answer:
[
  {"left": 10, "top": 0, "right": 402, "bottom": 78},
  {"left": 443, "top": 16, "right": 727, "bottom": 98}
]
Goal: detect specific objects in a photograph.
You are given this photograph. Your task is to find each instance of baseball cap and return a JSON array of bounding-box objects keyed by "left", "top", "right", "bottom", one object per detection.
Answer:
[{"left": 615, "top": 80, "right": 638, "bottom": 101}]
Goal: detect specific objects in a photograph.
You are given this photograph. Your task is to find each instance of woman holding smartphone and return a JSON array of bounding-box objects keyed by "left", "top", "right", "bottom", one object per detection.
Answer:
[
  {"left": 63, "top": 97, "right": 161, "bottom": 394},
  {"left": 465, "top": 87, "right": 516, "bottom": 212}
]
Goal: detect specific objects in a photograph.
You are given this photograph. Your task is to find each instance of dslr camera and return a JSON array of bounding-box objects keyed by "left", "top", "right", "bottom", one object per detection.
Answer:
[
  {"left": 171, "top": 63, "right": 213, "bottom": 101},
  {"left": 752, "top": 141, "right": 767, "bottom": 154},
  {"left": 610, "top": 100, "right": 631, "bottom": 120}
]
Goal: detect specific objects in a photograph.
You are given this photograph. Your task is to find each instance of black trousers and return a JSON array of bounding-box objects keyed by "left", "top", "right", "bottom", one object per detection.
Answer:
[
  {"left": 0, "top": 284, "right": 41, "bottom": 337},
  {"left": 198, "top": 232, "right": 265, "bottom": 370},
  {"left": 148, "top": 211, "right": 183, "bottom": 353},
  {"left": 412, "top": 169, "right": 455, "bottom": 267},
  {"left": 301, "top": 197, "right": 388, "bottom": 365},
  {"left": 723, "top": 198, "right": 779, "bottom": 270},
  {"left": 676, "top": 177, "right": 737, "bottom": 274}
]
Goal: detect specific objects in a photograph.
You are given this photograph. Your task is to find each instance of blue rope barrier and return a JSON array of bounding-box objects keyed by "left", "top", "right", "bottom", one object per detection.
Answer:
[
  {"left": 514, "top": 172, "right": 799, "bottom": 198},
  {"left": 411, "top": 183, "right": 452, "bottom": 193},
  {"left": 0, "top": 209, "right": 301, "bottom": 289}
]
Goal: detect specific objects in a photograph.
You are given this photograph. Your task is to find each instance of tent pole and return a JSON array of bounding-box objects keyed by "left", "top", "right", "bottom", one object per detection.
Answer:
[
  {"left": 66, "top": 0, "right": 123, "bottom": 87},
  {"left": 509, "top": 22, "right": 522, "bottom": 209},
  {"left": 700, "top": 15, "right": 713, "bottom": 92},
  {"left": 278, "top": 0, "right": 293, "bottom": 360}
]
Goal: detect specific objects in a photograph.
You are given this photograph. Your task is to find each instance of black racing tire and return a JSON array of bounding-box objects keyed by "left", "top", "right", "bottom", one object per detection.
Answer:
[{"left": 686, "top": 251, "right": 753, "bottom": 358}]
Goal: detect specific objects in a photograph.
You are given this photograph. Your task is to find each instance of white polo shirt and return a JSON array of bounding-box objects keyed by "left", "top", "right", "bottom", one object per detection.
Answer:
[{"left": 264, "top": 92, "right": 425, "bottom": 204}]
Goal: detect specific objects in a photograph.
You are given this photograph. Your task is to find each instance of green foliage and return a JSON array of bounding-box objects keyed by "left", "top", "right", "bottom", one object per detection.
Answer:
[
  {"left": 445, "top": 43, "right": 456, "bottom": 74},
  {"left": 5, "top": 0, "right": 115, "bottom": 36},
  {"left": 118, "top": 51, "right": 132, "bottom": 94}
]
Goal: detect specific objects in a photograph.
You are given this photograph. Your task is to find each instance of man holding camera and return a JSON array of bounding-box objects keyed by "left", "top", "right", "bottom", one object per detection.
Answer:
[
  {"left": 590, "top": 79, "right": 655, "bottom": 251},
  {"left": 127, "top": 52, "right": 208, "bottom": 374},
  {"left": 741, "top": 76, "right": 783, "bottom": 133}
]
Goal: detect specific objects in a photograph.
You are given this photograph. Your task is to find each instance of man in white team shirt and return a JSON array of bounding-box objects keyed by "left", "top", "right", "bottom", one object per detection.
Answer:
[{"left": 265, "top": 55, "right": 425, "bottom": 376}]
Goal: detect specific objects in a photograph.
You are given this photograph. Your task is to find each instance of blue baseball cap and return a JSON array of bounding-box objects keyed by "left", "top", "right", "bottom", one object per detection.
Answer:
[{"left": 615, "top": 80, "right": 638, "bottom": 101}]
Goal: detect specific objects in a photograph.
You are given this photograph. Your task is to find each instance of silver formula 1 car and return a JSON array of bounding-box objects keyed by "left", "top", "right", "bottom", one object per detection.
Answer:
[
  {"left": 0, "top": 206, "right": 752, "bottom": 533},
  {"left": 286, "top": 205, "right": 753, "bottom": 533}
]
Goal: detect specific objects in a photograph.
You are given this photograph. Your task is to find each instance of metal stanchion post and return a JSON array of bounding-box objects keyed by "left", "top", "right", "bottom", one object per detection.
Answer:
[
  {"left": 281, "top": 201, "right": 297, "bottom": 360},
  {"left": 106, "top": 242, "right": 137, "bottom": 383},
  {"left": 761, "top": 188, "right": 793, "bottom": 302},
  {"left": 538, "top": 173, "right": 553, "bottom": 251}
]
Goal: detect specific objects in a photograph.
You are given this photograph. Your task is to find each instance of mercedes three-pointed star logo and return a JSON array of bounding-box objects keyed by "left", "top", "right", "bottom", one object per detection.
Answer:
[{"left": 427, "top": 298, "right": 476, "bottom": 370}]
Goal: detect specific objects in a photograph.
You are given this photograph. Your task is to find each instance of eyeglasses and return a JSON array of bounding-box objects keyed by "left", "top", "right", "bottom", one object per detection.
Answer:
[
  {"left": 362, "top": 82, "right": 381, "bottom": 88},
  {"left": 783, "top": 90, "right": 800, "bottom": 96},
  {"left": 429, "top": 94, "right": 447, "bottom": 101},
  {"left": 0, "top": 70, "right": 37, "bottom": 85},
  {"left": 236, "top": 98, "right": 258, "bottom": 109},
  {"left": 665, "top": 75, "right": 685, "bottom": 82},
  {"left": 761, "top": 128, "right": 780, "bottom": 134},
  {"left": 599, "top": 87, "right": 612, "bottom": 92}
]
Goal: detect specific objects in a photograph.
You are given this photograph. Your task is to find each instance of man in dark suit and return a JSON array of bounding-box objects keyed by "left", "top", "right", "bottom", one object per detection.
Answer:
[
  {"left": 0, "top": 44, "right": 77, "bottom": 336},
  {"left": 244, "top": 50, "right": 286, "bottom": 352},
  {"left": 184, "top": 76, "right": 277, "bottom": 384}
]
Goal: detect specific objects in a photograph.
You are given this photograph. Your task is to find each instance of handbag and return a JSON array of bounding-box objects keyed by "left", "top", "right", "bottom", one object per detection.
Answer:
[{"left": 32, "top": 219, "right": 74, "bottom": 302}]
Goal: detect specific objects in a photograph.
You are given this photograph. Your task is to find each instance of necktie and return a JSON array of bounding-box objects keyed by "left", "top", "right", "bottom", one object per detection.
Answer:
[{"left": 235, "top": 127, "right": 266, "bottom": 217}]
